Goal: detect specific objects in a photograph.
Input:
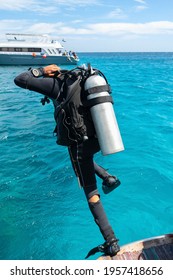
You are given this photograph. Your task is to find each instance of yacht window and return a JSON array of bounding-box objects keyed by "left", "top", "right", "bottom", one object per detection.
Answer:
[
  {"left": 57, "top": 49, "right": 62, "bottom": 54},
  {"left": 28, "top": 48, "right": 41, "bottom": 52},
  {"left": 0, "top": 47, "right": 8, "bottom": 51},
  {"left": 8, "top": 48, "right": 14, "bottom": 51},
  {"left": 14, "top": 48, "right": 23, "bottom": 52},
  {"left": 0, "top": 47, "right": 41, "bottom": 52}
]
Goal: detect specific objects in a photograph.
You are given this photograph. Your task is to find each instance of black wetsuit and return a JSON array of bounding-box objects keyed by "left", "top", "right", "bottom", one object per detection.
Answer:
[{"left": 14, "top": 69, "right": 117, "bottom": 243}]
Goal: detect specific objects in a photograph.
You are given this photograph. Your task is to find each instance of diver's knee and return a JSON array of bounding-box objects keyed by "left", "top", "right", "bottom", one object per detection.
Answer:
[{"left": 88, "top": 194, "right": 100, "bottom": 203}]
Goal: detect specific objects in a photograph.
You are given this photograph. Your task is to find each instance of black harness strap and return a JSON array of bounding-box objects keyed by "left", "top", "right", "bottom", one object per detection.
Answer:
[
  {"left": 85, "top": 84, "right": 111, "bottom": 95},
  {"left": 84, "top": 96, "right": 113, "bottom": 108}
]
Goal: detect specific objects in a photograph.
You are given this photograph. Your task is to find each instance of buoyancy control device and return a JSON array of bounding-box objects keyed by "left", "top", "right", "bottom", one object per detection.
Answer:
[
  {"left": 52, "top": 68, "right": 94, "bottom": 146},
  {"left": 84, "top": 64, "right": 124, "bottom": 155},
  {"left": 41, "top": 64, "right": 124, "bottom": 155}
]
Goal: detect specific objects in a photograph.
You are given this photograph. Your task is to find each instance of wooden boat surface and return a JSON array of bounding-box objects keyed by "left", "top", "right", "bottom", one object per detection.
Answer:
[{"left": 98, "top": 233, "right": 173, "bottom": 260}]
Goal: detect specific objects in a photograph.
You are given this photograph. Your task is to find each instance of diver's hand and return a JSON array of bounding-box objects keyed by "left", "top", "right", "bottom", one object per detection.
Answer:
[{"left": 43, "top": 64, "right": 61, "bottom": 77}]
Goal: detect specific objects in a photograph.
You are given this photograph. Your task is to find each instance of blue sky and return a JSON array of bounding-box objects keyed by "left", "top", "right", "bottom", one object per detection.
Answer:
[{"left": 0, "top": 0, "right": 173, "bottom": 52}]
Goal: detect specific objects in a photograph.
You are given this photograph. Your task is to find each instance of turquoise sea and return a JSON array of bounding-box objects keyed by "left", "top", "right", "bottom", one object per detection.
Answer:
[{"left": 0, "top": 53, "right": 173, "bottom": 260}]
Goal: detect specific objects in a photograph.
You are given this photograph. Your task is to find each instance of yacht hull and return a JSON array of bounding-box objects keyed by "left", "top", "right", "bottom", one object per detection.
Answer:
[{"left": 0, "top": 54, "right": 78, "bottom": 66}]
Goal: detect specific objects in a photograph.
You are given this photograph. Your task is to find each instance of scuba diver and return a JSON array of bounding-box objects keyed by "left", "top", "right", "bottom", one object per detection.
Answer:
[{"left": 14, "top": 64, "right": 121, "bottom": 258}]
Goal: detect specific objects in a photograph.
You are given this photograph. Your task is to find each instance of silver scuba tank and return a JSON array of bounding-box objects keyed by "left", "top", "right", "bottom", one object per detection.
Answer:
[{"left": 84, "top": 72, "right": 124, "bottom": 155}]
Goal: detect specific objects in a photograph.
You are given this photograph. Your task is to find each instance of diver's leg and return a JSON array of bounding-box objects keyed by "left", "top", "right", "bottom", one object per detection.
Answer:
[
  {"left": 84, "top": 187, "right": 115, "bottom": 241},
  {"left": 69, "top": 140, "right": 120, "bottom": 257},
  {"left": 83, "top": 186, "right": 120, "bottom": 258}
]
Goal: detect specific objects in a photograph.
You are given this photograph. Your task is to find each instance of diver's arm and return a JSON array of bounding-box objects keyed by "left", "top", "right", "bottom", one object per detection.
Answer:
[{"left": 14, "top": 65, "right": 62, "bottom": 99}]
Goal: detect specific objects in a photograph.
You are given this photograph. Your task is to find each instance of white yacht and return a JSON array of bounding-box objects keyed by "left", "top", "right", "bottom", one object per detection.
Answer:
[{"left": 0, "top": 33, "right": 79, "bottom": 65}]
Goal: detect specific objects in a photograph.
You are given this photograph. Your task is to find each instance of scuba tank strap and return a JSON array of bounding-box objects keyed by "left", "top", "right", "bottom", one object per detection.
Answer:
[
  {"left": 85, "top": 84, "right": 111, "bottom": 95},
  {"left": 83, "top": 72, "right": 113, "bottom": 108},
  {"left": 84, "top": 95, "right": 114, "bottom": 108}
]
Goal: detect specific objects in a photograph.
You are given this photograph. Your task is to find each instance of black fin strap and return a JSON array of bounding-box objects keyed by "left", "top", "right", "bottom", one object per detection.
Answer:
[{"left": 85, "top": 238, "right": 119, "bottom": 259}]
